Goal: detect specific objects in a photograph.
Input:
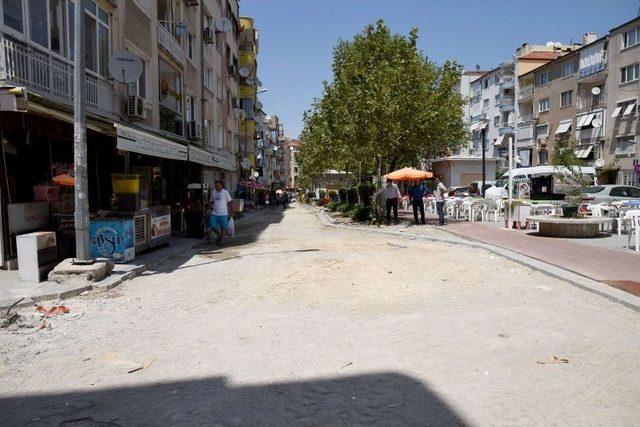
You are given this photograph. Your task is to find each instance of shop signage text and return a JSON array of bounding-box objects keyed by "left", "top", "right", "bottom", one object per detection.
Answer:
[{"left": 115, "top": 124, "right": 188, "bottom": 161}]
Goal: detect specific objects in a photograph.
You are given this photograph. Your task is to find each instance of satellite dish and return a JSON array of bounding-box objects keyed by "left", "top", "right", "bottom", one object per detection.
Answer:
[
  {"left": 246, "top": 78, "right": 255, "bottom": 86},
  {"left": 253, "top": 171, "right": 260, "bottom": 178},
  {"left": 239, "top": 67, "right": 250, "bottom": 78},
  {"left": 591, "top": 86, "right": 601, "bottom": 95},
  {"left": 592, "top": 118, "right": 602, "bottom": 128},
  {"left": 108, "top": 51, "right": 143, "bottom": 83},
  {"left": 273, "top": 146, "right": 279, "bottom": 151},
  {"left": 215, "top": 17, "right": 233, "bottom": 33},
  {"left": 595, "top": 159, "right": 605, "bottom": 168},
  {"left": 256, "top": 153, "right": 263, "bottom": 160}
]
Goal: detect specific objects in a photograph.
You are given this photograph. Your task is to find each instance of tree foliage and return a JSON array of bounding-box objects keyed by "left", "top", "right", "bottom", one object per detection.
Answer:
[{"left": 299, "top": 19, "right": 467, "bottom": 186}]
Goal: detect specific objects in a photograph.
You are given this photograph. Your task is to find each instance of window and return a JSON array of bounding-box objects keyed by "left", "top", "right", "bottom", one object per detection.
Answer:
[
  {"left": 204, "top": 67, "right": 213, "bottom": 92},
  {"left": 494, "top": 116, "right": 500, "bottom": 127},
  {"left": 483, "top": 99, "right": 489, "bottom": 109},
  {"left": 538, "top": 149, "right": 548, "bottom": 164},
  {"left": 186, "top": 95, "right": 195, "bottom": 122},
  {"left": 611, "top": 187, "right": 627, "bottom": 197},
  {"left": 561, "top": 90, "right": 573, "bottom": 107},
  {"left": 131, "top": 59, "right": 147, "bottom": 98},
  {"left": 621, "top": 63, "right": 640, "bottom": 83},
  {"left": 73, "top": 2, "right": 110, "bottom": 75},
  {"left": 3, "top": 0, "right": 23, "bottom": 32},
  {"left": 29, "top": 0, "right": 49, "bottom": 47},
  {"left": 623, "top": 26, "right": 639, "bottom": 49},
  {"left": 612, "top": 99, "right": 637, "bottom": 118},
  {"left": 561, "top": 62, "right": 574, "bottom": 77},
  {"left": 494, "top": 74, "right": 499, "bottom": 85},
  {"left": 619, "top": 171, "right": 637, "bottom": 186},
  {"left": 483, "top": 79, "right": 489, "bottom": 89},
  {"left": 538, "top": 98, "right": 549, "bottom": 113},
  {"left": 536, "top": 123, "right": 549, "bottom": 139},
  {"left": 537, "top": 71, "right": 550, "bottom": 86},
  {"left": 188, "top": 33, "right": 194, "bottom": 60},
  {"left": 49, "top": 0, "right": 67, "bottom": 56},
  {"left": 628, "top": 187, "right": 640, "bottom": 197},
  {"left": 615, "top": 135, "right": 636, "bottom": 155},
  {"left": 494, "top": 94, "right": 500, "bottom": 105}
]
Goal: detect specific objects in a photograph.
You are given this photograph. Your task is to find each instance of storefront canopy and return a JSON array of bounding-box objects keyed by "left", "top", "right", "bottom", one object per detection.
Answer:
[
  {"left": 385, "top": 167, "right": 433, "bottom": 181},
  {"left": 115, "top": 123, "right": 188, "bottom": 161}
]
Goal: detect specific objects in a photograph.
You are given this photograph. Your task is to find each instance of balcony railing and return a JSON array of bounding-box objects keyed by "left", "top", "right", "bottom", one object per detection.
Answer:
[
  {"left": 0, "top": 35, "right": 118, "bottom": 117},
  {"left": 157, "top": 22, "right": 185, "bottom": 63},
  {"left": 518, "top": 114, "right": 533, "bottom": 124},
  {"left": 578, "top": 52, "right": 607, "bottom": 79},
  {"left": 518, "top": 85, "right": 534, "bottom": 100},
  {"left": 499, "top": 122, "right": 515, "bottom": 135},
  {"left": 576, "top": 90, "right": 606, "bottom": 112}
]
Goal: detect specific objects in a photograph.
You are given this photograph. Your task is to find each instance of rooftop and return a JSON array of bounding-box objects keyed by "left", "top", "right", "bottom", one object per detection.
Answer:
[{"left": 519, "top": 51, "right": 564, "bottom": 60}]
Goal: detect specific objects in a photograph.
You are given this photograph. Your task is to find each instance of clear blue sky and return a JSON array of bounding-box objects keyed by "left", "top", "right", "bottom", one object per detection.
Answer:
[{"left": 241, "top": 0, "right": 640, "bottom": 138}]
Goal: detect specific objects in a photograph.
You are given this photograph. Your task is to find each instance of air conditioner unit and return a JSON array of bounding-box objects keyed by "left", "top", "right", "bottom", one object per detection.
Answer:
[
  {"left": 203, "top": 27, "right": 214, "bottom": 44},
  {"left": 187, "top": 121, "right": 201, "bottom": 140},
  {"left": 127, "top": 95, "right": 146, "bottom": 121}
]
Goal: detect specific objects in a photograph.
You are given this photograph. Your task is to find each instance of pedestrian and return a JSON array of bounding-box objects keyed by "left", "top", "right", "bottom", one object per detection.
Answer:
[
  {"left": 209, "top": 180, "right": 233, "bottom": 245},
  {"left": 283, "top": 192, "right": 290, "bottom": 209},
  {"left": 434, "top": 176, "right": 448, "bottom": 226},
  {"left": 202, "top": 202, "right": 212, "bottom": 243},
  {"left": 410, "top": 181, "right": 427, "bottom": 225},
  {"left": 384, "top": 179, "right": 401, "bottom": 225}
]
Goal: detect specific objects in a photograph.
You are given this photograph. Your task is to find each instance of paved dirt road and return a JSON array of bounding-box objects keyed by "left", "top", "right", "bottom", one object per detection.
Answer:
[{"left": 1, "top": 205, "right": 639, "bottom": 425}]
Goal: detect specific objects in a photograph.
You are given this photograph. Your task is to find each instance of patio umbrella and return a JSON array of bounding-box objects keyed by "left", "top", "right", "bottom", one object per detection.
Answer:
[
  {"left": 52, "top": 173, "right": 75, "bottom": 186},
  {"left": 384, "top": 167, "right": 433, "bottom": 181}
]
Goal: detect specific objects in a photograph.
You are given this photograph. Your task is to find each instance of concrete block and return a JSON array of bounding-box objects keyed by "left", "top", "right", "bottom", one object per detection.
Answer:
[{"left": 48, "top": 258, "right": 114, "bottom": 283}]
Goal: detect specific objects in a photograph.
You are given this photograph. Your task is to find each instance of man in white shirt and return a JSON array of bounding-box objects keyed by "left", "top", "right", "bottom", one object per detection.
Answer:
[
  {"left": 434, "top": 177, "right": 448, "bottom": 225},
  {"left": 209, "top": 180, "right": 233, "bottom": 245},
  {"left": 384, "top": 179, "right": 402, "bottom": 225}
]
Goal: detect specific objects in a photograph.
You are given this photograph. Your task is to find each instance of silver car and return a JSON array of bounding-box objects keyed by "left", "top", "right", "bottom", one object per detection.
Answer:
[{"left": 581, "top": 185, "right": 640, "bottom": 204}]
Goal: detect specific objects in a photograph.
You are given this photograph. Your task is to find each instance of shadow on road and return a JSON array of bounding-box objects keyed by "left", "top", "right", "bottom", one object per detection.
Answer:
[{"left": 0, "top": 373, "right": 465, "bottom": 425}]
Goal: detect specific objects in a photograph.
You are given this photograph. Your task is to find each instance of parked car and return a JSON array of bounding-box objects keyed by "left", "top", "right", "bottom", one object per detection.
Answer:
[
  {"left": 580, "top": 185, "right": 640, "bottom": 204},
  {"left": 469, "top": 180, "right": 496, "bottom": 197},
  {"left": 448, "top": 186, "right": 469, "bottom": 197}
]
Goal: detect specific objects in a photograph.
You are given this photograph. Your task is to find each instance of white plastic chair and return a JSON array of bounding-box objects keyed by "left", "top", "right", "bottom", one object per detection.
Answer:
[{"left": 625, "top": 210, "right": 640, "bottom": 252}]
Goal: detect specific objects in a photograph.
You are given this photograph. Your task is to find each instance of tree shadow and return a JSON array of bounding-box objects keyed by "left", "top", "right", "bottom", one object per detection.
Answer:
[{"left": 0, "top": 373, "right": 466, "bottom": 425}]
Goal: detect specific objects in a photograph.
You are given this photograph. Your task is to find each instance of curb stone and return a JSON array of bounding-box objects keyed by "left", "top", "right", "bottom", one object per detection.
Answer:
[{"left": 309, "top": 205, "right": 640, "bottom": 314}]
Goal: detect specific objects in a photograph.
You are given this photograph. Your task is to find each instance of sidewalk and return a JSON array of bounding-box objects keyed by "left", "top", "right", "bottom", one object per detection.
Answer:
[{"left": 0, "top": 208, "right": 273, "bottom": 311}]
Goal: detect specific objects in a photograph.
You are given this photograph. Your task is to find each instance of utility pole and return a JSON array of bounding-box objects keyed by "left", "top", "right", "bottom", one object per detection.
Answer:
[
  {"left": 481, "top": 121, "right": 487, "bottom": 196},
  {"left": 507, "top": 136, "right": 513, "bottom": 229},
  {"left": 73, "top": 3, "right": 92, "bottom": 263}
]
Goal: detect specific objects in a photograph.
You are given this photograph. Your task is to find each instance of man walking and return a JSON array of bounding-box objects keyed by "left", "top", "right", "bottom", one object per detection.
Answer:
[
  {"left": 384, "top": 179, "right": 401, "bottom": 225},
  {"left": 410, "top": 181, "right": 427, "bottom": 225},
  {"left": 210, "top": 180, "right": 233, "bottom": 245},
  {"left": 434, "top": 177, "right": 447, "bottom": 226}
]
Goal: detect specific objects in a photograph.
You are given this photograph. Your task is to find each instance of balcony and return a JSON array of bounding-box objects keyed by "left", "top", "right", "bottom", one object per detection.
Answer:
[
  {"left": 499, "top": 122, "right": 515, "bottom": 135},
  {"left": 578, "top": 52, "right": 607, "bottom": 80},
  {"left": 576, "top": 90, "right": 606, "bottom": 113},
  {"left": 499, "top": 97, "right": 515, "bottom": 112},
  {"left": 518, "top": 85, "right": 534, "bottom": 101},
  {"left": 518, "top": 114, "right": 533, "bottom": 124},
  {"left": 499, "top": 76, "right": 515, "bottom": 90},
  {"left": 0, "top": 35, "right": 118, "bottom": 117},
  {"left": 157, "top": 22, "right": 185, "bottom": 64}
]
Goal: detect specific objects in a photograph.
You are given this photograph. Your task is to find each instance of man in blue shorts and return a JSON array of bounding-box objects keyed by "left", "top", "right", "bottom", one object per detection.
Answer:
[{"left": 210, "top": 180, "right": 233, "bottom": 245}]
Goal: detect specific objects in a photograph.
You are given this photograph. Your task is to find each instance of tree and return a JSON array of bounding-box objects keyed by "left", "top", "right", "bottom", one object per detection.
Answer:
[{"left": 299, "top": 19, "right": 466, "bottom": 187}]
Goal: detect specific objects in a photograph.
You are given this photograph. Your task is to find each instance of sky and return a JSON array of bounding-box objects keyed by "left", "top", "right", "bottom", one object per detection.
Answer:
[{"left": 240, "top": 0, "right": 640, "bottom": 138}]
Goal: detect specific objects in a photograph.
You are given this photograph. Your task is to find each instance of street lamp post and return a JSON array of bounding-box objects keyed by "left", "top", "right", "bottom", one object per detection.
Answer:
[{"left": 480, "top": 119, "right": 489, "bottom": 196}]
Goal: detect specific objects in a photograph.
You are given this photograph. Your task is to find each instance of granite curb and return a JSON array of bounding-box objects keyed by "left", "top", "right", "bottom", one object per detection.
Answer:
[{"left": 310, "top": 205, "right": 640, "bottom": 313}]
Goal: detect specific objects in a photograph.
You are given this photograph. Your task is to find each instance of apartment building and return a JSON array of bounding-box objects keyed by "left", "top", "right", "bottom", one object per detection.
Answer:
[
  {"left": 284, "top": 138, "right": 301, "bottom": 189},
  {"left": 528, "top": 50, "right": 581, "bottom": 166},
  {"left": 605, "top": 17, "right": 640, "bottom": 185},
  {"left": 0, "top": 0, "right": 242, "bottom": 264},
  {"left": 238, "top": 16, "right": 259, "bottom": 181}
]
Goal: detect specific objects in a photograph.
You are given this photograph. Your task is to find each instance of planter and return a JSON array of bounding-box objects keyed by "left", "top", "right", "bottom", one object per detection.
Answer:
[
  {"left": 527, "top": 215, "right": 613, "bottom": 238},
  {"left": 561, "top": 205, "right": 579, "bottom": 218}
]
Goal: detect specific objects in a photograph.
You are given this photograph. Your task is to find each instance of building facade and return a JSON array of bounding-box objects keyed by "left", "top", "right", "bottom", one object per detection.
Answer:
[{"left": 0, "top": 0, "right": 245, "bottom": 265}]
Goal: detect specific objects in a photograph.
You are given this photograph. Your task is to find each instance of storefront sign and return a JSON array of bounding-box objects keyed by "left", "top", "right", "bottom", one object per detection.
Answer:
[
  {"left": 90, "top": 219, "right": 135, "bottom": 263},
  {"left": 213, "top": 153, "right": 237, "bottom": 172},
  {"left": 8, "top": 202, "right": 50, "bottom": 235},
  {"left": 188, "top": 146, "right": 216, "bottom": 167},
  {"left": 115, "top": 124, "right": 188, "bottom": 161},
  {"left": 150, "top": 215, "right": 171, "bottom": 241}
]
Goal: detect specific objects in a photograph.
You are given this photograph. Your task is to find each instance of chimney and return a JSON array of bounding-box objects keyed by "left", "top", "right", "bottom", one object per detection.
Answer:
[{"left": 583, "top": 32, "right": 597, "bottom": 46}]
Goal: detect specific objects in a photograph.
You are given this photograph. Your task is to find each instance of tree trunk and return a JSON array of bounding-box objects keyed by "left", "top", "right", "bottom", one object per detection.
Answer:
[{"left": 388, "top": 157, "right": 398, "bottom": 174}]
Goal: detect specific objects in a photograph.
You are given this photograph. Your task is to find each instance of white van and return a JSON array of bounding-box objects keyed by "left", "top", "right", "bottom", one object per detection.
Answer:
[{"left": 484, "top": 166, "right": 597, "bottom": 200}]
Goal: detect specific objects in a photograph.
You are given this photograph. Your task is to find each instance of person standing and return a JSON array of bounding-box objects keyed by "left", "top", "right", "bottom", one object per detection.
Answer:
[
  {"left": 410, "top": 181, "right": 427, "bottom": 225},
  {"left": 434, "top": 177, "right": 447, "bottom": 226},
  {"left": 384, "top": 179, "right": 402, "bottom": 225},
  {"left": 210, "top": 180, "right": 233, "bottom": 245}
]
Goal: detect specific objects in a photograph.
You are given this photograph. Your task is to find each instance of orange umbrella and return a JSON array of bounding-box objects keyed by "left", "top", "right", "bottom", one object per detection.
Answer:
[
  {"left": 384, "top": 167, "right": 433, "bottom": 181},
  {"left": 52, "top": 174, "right": 75, "bottom": 186}
]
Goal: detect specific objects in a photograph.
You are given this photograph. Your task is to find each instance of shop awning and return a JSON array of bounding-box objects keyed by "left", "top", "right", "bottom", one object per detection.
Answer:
[
  {"left": 574, "top": 145, "right": 593, "bottom": 159},
  {"left": 494, "top": 135, "right": 504, "bottom": 146},
  {"left": 115, "top": 123, "right": 188, "bottom": 161},
  {"left": 577, "top": 113, "right": 595, "bottom": 128},
  {"left": 623, "top": 102, "right": 636, "bottom": 116},
  {"left": 188, "top": 145, "right": 216, "bottom": 167},
  {"left": 213, "top": 153, "right": 237, "bottom": 172},
  {"left": 555, "top": 121, "right": 572, "bottom": 135}
]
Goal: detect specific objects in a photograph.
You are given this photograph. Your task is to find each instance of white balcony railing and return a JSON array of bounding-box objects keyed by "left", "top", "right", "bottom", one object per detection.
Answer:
[
  {"left": 157, "top": 22, "right": 185, "bottom": 63},
  {"left": 0, "top": 35, "right": 118, "bottom": 117}
]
